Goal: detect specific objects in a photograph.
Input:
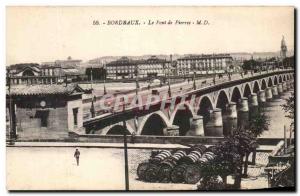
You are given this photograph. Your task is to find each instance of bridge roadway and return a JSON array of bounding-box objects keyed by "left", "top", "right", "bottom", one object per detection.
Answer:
[
  {"left": 81, "top": 68, "right": 294, "bottom": 136},
  {"left": 82, "top": 70, "right": 281, "bottom": 118}
]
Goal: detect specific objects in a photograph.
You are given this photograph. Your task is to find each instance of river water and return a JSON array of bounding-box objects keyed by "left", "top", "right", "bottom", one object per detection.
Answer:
[
  {"left": 260, "top": 90, "right": 294, "bottom": 138},
  {"left": 204, "top": 89, "right": 294, "bottom": 139}
]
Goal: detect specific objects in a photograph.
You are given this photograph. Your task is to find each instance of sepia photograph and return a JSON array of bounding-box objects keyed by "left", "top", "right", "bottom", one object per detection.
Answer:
[{"left": 5, "top": 6, "right": 295, "bottom": 191}]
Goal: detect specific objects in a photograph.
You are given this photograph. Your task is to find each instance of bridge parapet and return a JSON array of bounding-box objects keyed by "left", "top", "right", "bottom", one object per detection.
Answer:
[{"left": 83, "top": 69, "right": 294, "bottom": 136}]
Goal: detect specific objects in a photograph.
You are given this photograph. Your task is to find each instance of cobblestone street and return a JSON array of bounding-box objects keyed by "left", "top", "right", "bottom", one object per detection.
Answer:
[{"left": 7, "top": 146, "right": 270, "bottom": 190}]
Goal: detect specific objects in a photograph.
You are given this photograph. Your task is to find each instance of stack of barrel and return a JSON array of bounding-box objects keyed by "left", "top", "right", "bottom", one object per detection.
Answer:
[
  {"left": 170, "top": 145, "right": 206, "bottom": 183},
  {"left": 184, "top": 146, "right": 218, "bottom": 184},
  {"left": 137, "top": 150, "right": 172, "bottom": 182},
  {"left": 136, "top": 144, "right": 217, "bottom": 184},
  {"left": 158, "top": 149, "right": 187, "bottom": 182}
]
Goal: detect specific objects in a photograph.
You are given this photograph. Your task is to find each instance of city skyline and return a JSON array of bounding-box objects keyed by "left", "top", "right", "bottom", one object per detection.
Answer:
[{"left": 6, "top": 6, "right": 294, "bottom": 65}]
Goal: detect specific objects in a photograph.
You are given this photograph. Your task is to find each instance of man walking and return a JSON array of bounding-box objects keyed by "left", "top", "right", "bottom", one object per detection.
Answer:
[{"left": 74, "top": 148, "right": 80, "bottom": 166}]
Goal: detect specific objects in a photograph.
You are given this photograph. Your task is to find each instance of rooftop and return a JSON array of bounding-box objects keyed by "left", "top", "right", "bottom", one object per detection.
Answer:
[
  {"left": 178, "top": 53, "right": 233, "bottom": 60},
  {"left": 7, "top": 63, "right": 40, "bottom": 73},
  {"left": 7, "top": 83, "right": 84, "bottom": 96},
  {"left": 106, "top": 56, "right": 170, "bottom": 66}
]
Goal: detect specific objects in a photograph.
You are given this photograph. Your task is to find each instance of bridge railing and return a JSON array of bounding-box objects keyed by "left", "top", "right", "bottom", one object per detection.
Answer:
[{"left": 83, "top": 68, "right": 294, "bottom": 120}]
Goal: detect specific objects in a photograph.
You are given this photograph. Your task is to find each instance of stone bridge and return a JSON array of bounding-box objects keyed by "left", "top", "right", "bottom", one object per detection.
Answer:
[{"left": 82, "top": 70, "right": 294, "bottom": 137}]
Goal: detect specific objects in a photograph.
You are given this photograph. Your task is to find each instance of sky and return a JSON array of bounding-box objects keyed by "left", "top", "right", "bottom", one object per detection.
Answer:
[{"left": 6, "top": 6, "right": 294, "bottom": 65}]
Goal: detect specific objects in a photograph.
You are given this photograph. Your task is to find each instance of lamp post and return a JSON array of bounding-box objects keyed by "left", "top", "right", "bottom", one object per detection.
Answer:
[
  {"left": 192, "top": 61, "right": 196, "bottom": 90},
  {"left": 168, "top": 55, "right": 172, "bottom": 97},
  {"left": 122, "top": 98, "right": 129, "bottom": 191},
  {"left": 213, "top": 63, "right": 216, "bottom": 84},
  {"left": 90, "top": 65, "right": 93, "bottom": 90},
  {"left": 135, "top": 64, "right": 140, "bottom": 96},
  {"left": 90, "top": 66, "right": 95, "bottom": 118},
  {"left": 250, "top": 56, "right": 254, "bottom": 76},
  {"left": 7, "top": 70, "right": 16, "bottom": 145},
  {"left": 259, "top": 61, "right": 262, "bottom": 74},
  {"left": 103, "top": 61, "right": 107, "bottom": 95}
]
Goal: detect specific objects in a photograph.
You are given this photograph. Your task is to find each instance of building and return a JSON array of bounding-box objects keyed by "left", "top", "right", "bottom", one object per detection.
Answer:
[
  {"left": 6, "top": 83, "right": 85, "bottom": 139},
  {"left": 41, "top": 56, "right": 83, "bottom": 81},
  {"left": 257, "top": 57, "right": 279, "bottom": 71},
  {"left": 85, "top": 66, "right": 106, "bottom": 81},
  {"left": 106, "top": 57, "right": 137, "bottom": 79},
  {"left": 138, "top": 56, "right": 170, "bottom": 78},
  {"left": 7, "top": 63, "right": 41, "bottom": 77},
  {"left": 7, "top": 57, "right": 82, "bottom": 85},
  {"left": 6, "top": 63, "right": 60, "bottom": 85},
  {"left": 280, "top": 36, "right": 288, "bottom": 59},
  {"left": 106, "top": 56, "right": 173, "bottom": 79},
  {"left": 176, "top": 54, "right": 234, "bottom": 76}
]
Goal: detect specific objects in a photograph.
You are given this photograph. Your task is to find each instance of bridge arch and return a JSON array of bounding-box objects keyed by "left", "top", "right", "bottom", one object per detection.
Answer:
[
  {"left": 267, "top": 77, "right": 273, "bottom": 87},
  {"left": 171, "top": 103, "right": 195, "bottom": 136},
  {"left": 138, "top": 111, "right": 170, "bottom": 135},
  {"left": 231, "top": 87, "right": 242, "bottom": 103},
  {"left": 243, "top": 83, "right": 252, "bottom": 97},
  {"left": 279, "top": 75, "right": 283, "bottom": 83},
  {"left": 253, "top": 81, "right": 260, "bottom": 93},
  {"left": 197, "top": 96, "right": 214, "bottom": 125},
  {"left": 103, "top": 124, "right": 133, "bottom": 135},
  {"left": 261, "top": 79, "right": 267, "bottom": 90},
  {"left": 216, "top": 90, "right": 230, "bottom": 112},
  {"left": 170, "top": 103, "right": 195, "bottom": 124},
  {"left": 273, "top": 76, "right": 278, "bottom": 85},
  {"left": 99, "top": 122, "right": 136, "bottom": 135}
]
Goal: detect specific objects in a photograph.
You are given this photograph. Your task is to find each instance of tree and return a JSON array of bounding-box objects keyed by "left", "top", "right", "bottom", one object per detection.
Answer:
[
  {"left": 231, "top": 129, "right": 257, "bottom": 182},
  {"left": 281, "top": 93, "right": 295, "bottom": 131},
  {"left": 198, "top": 129, "right": 256, "bottom": 189},
  {"left": 249, "top": 111, "right": 269, "bottom": 137},
  {"left": 242, "top": 59, "right": 260, "bottom": 71},
  {"left": 196, "top": 142, "right": 240, "bottom": 190},
  {"left": 195, "top": 113, "right": 269, "bottom": 190},
  {"left": 197, "top": 176, "right": 225, "bottom": 190},
  {"left": 282, "top": 56, "right": 295, "bottom": 68},
  {"left": 248, "top": 109, "right": 270, "bottom": 165}
]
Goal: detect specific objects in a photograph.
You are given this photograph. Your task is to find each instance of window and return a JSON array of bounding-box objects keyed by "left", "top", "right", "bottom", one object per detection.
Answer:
[{"left": 73, "top": 108, "right": 78, "bottom": 127}]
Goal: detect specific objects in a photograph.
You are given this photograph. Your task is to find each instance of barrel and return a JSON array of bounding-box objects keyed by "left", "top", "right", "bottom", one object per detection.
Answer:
[
  {"left": 141, "top": 150, "right": 172, "bottom": 182},
  {"left": 184, "top": 149, "right": 217, "bottom": 184},
  {"left": 157, "top": 150, "right": 187, "bottom": 182},
  {"left": 184, "top": 164, "right": 201, "bottom": 184},
  {"left": 137, "top": 162, "right": 150, "bottom": 181},
  {"left": 170, "top": 145, "right": 206, "bottom": 183},
  {"left": 149, "top": 150, "right": 172, "bottom": 164},
  {"left": 180, "top": 150, "right": 203, "bottom": 164},
  {"left": 170, "top": 163, "right": 189, "bottom": 183},
  {"left": 202, "top": 151, "right": 216, "bottom": 161},
  {"left": 190, "top": 144, "right": 207, "bottom": 154},
  {"left": 137, "top": 150, "right": 172, "bottom": 182},
  {"left": 144, "top": 163, "right": 160, "bottom": 182}
]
